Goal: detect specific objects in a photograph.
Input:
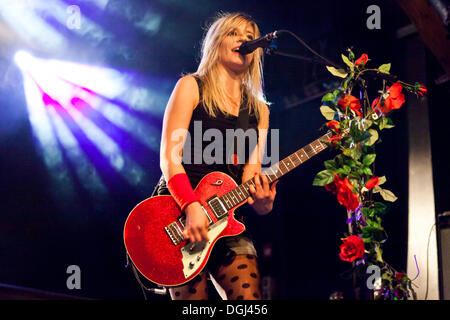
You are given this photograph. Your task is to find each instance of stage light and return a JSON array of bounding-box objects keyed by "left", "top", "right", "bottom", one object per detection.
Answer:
[
  {"left": 14, "top": 50, "right": 34, "bottom": 71},
  {"left": 14, "top": 49, "right": 160, "bottom": 203}
]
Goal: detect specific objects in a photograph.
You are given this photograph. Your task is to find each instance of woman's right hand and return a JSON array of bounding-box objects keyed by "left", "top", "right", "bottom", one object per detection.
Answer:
[{"left": 183, "top": 201, "right": 210, "bottom": 243}]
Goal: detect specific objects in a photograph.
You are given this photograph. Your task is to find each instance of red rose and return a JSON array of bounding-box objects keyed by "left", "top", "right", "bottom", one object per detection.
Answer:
[
  {"left": 325, "top": 175, "right": 360, "bottom": 212},
  {"left": 326, "top": 135, "right": 342, "bottom": 146},
  {"left": 395, "top": 272, "right": 407, "bottom": 282},
  {"left": 417, "top": 84, "right": 427, "bottom": 96},
  {"left": 371, "top": 82, "right": 405, "bottom": 115},
  {"left": 327, "top": 120, "right": 341, "bottom": 133},
  {"left": 338, "top": 95, "right": 363, "bottom": 117},
  {"left": 384, "top": 82, "right": 405, "bottom": 112},
  {"left": 364, "top": 176, "right": 380, "bottom": 190},
  {"left": 371, "top": 97, "right": 381, "bottom": 115},
  {"left": 336, "top": 177, "right": 360, "bottom": 212},
  {"left": 355, "top": 54, "right": 368, "bottom": 67},
  {"left": 339, "top": 235, "right": 365, "bottom": 262},
  {"left": 324, "top": 173, "right": 341, "bottom": 195}
]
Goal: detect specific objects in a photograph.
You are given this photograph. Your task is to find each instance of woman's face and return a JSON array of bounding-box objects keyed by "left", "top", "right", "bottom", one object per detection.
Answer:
[{"left": 218, "top": 20, "right": 256, "bottom": 74}]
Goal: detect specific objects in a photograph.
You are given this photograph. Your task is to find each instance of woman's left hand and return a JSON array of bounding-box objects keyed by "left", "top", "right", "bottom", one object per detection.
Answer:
[{"left": 248, "top": 173, "right": 278, "bottom": 215}]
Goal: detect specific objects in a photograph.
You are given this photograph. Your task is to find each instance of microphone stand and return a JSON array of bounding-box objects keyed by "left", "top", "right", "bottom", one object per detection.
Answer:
[{"left": 265, "top": 47, "right": 343, "bottom": 69}]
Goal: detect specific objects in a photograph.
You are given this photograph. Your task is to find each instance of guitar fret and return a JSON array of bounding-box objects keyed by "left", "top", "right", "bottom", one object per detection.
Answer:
[
  {"left": 280, "top": 160, "right": 289, "bottom": 174},
  {"left": 294, "top": 151, "right": 303, "bottom": 164},
  {"left": 230, "top": 190, "right": 237, "bottom": 204},
  {"left": 222, "top": 194, "right": 232, "bottom": 209},
  {"left": 234, "top": 188, "right": 242, "bottom": 202},
  {"left": 238, "top": 186, "right": 247, "bottom": 199},
  {"left": 268, "top": 167, "right": 276, "bottom": 179},
  {"left": 288, "top": 154, "right": 297, "bottom": 167},
  {"left": 285, "top": 157, "right": 293, "bottom": 171},
  {"left": 301, "top": 148, "right": 310, "bottom": 159},
  {"left": 264, "top": 172, "right": 273, "bottom": 183},
  {"left": 304, "top": 145, "right": 315, "bottom": 157}
]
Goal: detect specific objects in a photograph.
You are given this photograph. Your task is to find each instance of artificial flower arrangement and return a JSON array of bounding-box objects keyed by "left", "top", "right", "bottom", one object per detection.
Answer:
[{"left": 313, "top": 49, "right": 427, "bottom": 300}]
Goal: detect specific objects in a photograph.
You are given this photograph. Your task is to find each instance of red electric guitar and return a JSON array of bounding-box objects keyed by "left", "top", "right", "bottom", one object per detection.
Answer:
[{"left": 123, "top": 131, "right": 333, "bottom": 287}]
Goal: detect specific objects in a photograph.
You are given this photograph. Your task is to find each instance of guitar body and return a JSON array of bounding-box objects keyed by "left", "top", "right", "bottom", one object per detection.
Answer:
[{"left": 123, "top": 171, "right": 246, "bottom": 287}]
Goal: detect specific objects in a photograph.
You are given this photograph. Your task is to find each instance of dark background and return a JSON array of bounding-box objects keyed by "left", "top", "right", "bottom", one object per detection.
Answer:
[{"left": 0, "top": 0, "right": 448, "bottom": 300}]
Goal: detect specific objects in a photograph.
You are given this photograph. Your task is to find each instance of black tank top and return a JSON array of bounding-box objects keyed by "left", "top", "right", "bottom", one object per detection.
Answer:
[{"left": 181, "top": 76, "right": 259, "bottom": 188}]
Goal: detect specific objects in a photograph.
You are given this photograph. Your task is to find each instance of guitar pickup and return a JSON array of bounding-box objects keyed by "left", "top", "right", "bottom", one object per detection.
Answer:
[{"left": 207, "top": 196, "right": 228, "bottom": 219}]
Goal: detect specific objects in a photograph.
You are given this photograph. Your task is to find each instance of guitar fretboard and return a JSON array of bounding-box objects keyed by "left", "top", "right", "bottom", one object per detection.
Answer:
[{"left": 219, "top": 131, "right": 333, "bottom": 210}]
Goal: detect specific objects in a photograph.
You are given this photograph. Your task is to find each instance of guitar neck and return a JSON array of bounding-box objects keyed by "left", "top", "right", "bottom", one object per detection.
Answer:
[{"left": 219, "top": 131, "right": 333, "bottom": 210}]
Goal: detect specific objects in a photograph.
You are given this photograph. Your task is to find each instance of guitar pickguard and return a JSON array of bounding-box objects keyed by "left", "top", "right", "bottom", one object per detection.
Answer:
[{"left": 181, "top": 217, "right": 228, "bottom": 279}]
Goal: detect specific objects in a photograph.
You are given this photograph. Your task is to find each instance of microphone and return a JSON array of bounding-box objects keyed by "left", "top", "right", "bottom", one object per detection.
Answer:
[{"left": 237, "top": 31, "right": 278, "bottom": 55}]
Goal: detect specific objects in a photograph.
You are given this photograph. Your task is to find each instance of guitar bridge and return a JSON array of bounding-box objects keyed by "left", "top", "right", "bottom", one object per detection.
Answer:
[{"left": 164, "top": 222, "right": 184, "bottom": 246}]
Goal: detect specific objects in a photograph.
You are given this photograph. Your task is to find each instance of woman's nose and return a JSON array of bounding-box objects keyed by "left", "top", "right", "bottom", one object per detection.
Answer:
[{"left": 237, "top": 34, "right": 247, "bottom": 43}]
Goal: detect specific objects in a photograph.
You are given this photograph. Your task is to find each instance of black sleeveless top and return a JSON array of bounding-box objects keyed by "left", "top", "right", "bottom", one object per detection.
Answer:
[
  {"left": 153, "top": 76, "right": 260, "bottom": 236},
  {"left": 181, "top": 76, "right": 259, "bottom": 188}
]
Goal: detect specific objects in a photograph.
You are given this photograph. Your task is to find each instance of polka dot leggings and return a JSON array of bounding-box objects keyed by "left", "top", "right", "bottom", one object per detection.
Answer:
[{"left": 168, "top": 254, "right": 260, "bottom": 300}]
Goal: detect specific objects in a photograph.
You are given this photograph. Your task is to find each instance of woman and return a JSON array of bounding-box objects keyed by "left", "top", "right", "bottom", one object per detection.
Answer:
[{"left": 158, "top": 12, "right": 277, "bottom": 300}]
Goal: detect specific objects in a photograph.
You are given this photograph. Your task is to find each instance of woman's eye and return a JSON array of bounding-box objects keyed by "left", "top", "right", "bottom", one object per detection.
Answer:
[
  {"left": 247, "top": 36, "right": 254, "bottom": 40},
  {"left": 228, "top": 30, "right": 237, "bottom": 36}
]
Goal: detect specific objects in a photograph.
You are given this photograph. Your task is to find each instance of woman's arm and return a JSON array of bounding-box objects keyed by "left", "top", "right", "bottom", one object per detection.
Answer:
[
  {"left": 160, "top": 75, "right": 209, "bottom": 242},
  {"left": 243, "top": 104, "right": 278, "bottom": 215},
  {"left": 160, "top": 75, "right": 198, "bottom": 180}
]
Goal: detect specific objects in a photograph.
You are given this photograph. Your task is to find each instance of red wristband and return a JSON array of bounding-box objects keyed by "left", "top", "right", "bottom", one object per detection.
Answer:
[{"left": 167, "top": 173, "right": 200, "bottom": 211}]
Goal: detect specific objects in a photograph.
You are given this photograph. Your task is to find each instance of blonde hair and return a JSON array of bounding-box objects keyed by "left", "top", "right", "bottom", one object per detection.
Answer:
[{"left": 191, "top": 12, "right": 269, "bottom": 121}]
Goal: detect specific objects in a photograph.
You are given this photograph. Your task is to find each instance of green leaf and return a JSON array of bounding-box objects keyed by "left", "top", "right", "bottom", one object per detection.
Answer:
[
  {"left": 362, "top": 207, "right": 374, "bottom": 218},
  {"left": 349, "top": 171, "right": 362, "bottom": 180},
  {"left": 320, "top": 105, "right": 336, "bottom": 120},
  {"left": 324, "top": 160, "right": 337, "bottom": 170},
  {"left": 372, "top": 185, "right": 382, "bottom": 193},
  {"left": 363, "top": 154, "right": 376, "bottom": 166},
  {"left": 343, "top": 147, "right": 362, "bottom": 161},
  {"left": 373, "top": 202, "right": 387, "bottom": 215},
  {"left": 326, "top": 66, "right": 348, "bottom": 78},
  {"left": 375, "top": 246, "right": 384, "bottom": 263},
  {"left": 362, "top": 166, "right": 373, "bottom": 176},
  {"left": 333, "top": 89, "right": 341, "bottom": 97},
  {"left": 365, "top": 129, "right": 379, "bottom": 146},
  {"left": 378, "top": 63, "right": 391, "bottom": 74},
  {"left": 355, "top": 130, "right": 372, "bottom": 144},
  {"left": 341, "top": 54, "right": 354, "bottom": 70},
  {"left": 321, "top": 93, "right": 335, "bottom": 102},
  {"left": 313, "top": 169, "right": 336, "bottom": 186},
  {"left": 350, "top": 120, "right": 361, "bottom": 139},
  {"left": 362, "top": 237, "right": 372, "bottom": 244},
  {"left": 348, "top": 49, "right": 355, "bottom": 61},
  {"left": 379, "top": 117, "right": 395, "bottom": 130},
  {"left": 379, "top": 188, "right": 398, "bottom": 202},
  {"left": 366, "top": 216, "right": 382, "bottom": 229},
  {"left": 342, "top": 79, "right": 349, "bottom": 90},
  {"left": 336, "top": 165, "right": 351, "bottom": 176},
  {"left": 363, "top": 119, "right": 373, "bottom": 129}
]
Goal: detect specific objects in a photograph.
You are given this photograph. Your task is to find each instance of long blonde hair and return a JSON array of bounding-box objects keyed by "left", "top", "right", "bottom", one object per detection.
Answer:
[{"left": 191, "top": 12, "right": 269, "bottom": 121}]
